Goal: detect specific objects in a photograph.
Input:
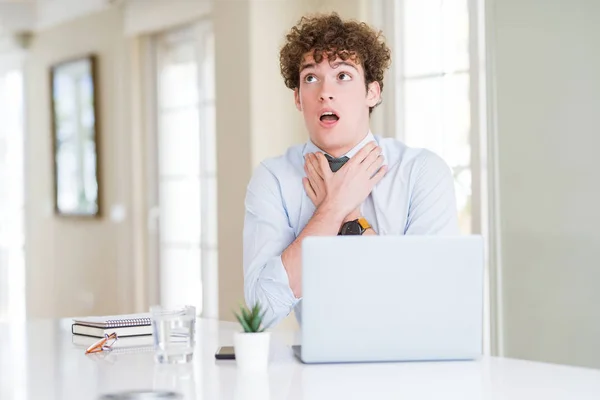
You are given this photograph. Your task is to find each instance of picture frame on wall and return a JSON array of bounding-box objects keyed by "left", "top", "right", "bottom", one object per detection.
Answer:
[{"left": 50, "top": 54, "right": 101, "bottom": 217}]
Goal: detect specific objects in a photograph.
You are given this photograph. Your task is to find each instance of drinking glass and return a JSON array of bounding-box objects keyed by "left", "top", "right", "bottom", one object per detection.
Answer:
[{"left": 150, "top": 305, "right": 196, "bottom": 364}]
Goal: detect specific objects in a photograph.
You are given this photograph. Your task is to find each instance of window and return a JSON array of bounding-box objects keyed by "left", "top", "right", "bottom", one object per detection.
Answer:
[
  {"left": 400, "top": 0, "right": 473, "bottom": 234},
  {"left": 374, "top": 0, "right": 491, "bottom": 353},
  {"left": 152, "top": 22, "right": 216, "bottom": 315},
  {"left": 0, "top": 50, "right": 27, "bottom": 400},
  {"left": 373, "top": 0, "right": 480, "bottom": 235},
  {"left": 0, "top": 67, "right": 25, "bottom": 322}
]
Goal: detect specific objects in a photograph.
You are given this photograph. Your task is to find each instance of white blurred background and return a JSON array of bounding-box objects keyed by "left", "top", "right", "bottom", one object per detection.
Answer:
[{"left": 0, "top": 0, "right": 598, "bottom": 372}]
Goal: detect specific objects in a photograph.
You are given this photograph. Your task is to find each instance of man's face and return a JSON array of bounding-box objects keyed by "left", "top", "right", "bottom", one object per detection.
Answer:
[{"left": 294, "top": 52, "right": 381, "bottom": 157}]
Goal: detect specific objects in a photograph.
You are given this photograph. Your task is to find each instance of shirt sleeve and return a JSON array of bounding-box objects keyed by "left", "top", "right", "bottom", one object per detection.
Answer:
[
  {"left": 243, "top": 162, "right": 300, "bottom": 328},
  {"left": 405, "top": 150, "right": 460, "bottom": 235}
]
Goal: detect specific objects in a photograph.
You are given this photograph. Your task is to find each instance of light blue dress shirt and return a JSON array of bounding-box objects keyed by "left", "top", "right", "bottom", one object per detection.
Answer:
[{"left": 243, "top": 132, "right": 459, "bottom": 328}]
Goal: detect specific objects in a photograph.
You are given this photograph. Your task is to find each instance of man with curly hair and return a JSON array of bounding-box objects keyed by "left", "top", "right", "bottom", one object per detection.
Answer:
[{"left": 243, "top": 12, "right": 459, "bottom": 327}]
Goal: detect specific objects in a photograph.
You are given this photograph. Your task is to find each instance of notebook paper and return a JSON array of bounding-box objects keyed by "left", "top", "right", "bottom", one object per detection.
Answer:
[{"left": 72, "top": 313, "right": 151, "bottom": 328}]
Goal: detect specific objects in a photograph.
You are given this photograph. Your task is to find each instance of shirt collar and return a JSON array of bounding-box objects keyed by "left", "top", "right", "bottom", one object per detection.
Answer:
[{"left": 303, "top": 130, "right": 376, "bottom": 159}]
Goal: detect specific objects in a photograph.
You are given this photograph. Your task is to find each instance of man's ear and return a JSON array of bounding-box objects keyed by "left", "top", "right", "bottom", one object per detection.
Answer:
[
  {"left": 294, "top": 88, "right": 303, "bottom": 111},
  {"left": 366, "top": 81, "right": 381, "bottom": 108}
]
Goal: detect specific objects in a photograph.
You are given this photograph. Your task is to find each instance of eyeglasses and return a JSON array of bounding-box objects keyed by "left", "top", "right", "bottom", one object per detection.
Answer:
[{"left": 85, "top": 332, "right": 118, "bottom": 354}]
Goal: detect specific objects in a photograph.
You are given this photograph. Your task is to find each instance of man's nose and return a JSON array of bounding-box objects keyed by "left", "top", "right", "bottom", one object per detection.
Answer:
[
  {"left": 319, "top": 93, "right": 334, "bottom": 101},
  {"left": 319, "top": 79, "right": 335, "bottom": 102}
]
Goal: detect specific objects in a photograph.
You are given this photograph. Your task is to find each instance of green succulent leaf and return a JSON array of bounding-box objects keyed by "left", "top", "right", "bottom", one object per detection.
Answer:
[
  {"left": 234, "top": 311, "right": 252, "bottom": 333},
  {"left": 250, "top": 304, "right": 259, "bottom": 320},
  {"left": 241, "top": 307, "right": 251, "bottom": 324},
  {"left": 234, "top": 302, "right": 266, "bottom": 333},
  {"left": 250, "top": 311, "right": 262, "bottom": 332}
]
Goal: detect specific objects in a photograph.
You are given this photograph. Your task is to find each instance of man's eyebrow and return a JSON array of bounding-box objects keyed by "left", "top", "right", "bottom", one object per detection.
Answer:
[
  {"left": 330, "top": 61, "right": 359, "bottom": 71},
  {"left": 299, "top": 63, "right": 316, "bottom": 73},
  {"left": 299, "top": 61, "right": 359, "bottom": 74}
]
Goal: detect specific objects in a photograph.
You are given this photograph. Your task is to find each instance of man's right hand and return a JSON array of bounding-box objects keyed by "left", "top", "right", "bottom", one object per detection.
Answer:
[{"left": 312, "top": 141, "right": 387, "bottom": 218}]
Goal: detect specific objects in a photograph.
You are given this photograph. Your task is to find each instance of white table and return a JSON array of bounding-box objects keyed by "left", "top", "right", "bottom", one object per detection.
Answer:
[{"left": 1, "top": 318, "right": 600, "bottom": 399}]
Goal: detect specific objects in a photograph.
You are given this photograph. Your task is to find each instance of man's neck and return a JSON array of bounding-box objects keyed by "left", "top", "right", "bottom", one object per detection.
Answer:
[{"left": 321, "top": 131, "right": 371, "bottom": 158}]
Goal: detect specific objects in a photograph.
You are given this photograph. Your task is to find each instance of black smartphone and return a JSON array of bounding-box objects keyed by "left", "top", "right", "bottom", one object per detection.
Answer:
[{"left": 215, "top": 346, "right": 235, "bottom": 360}]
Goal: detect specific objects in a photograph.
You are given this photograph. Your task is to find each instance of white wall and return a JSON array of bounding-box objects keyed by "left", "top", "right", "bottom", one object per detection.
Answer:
[
  {"left": 492, "top": 0, "right": 600, "bottom": 368},
  {"left": 249, "top": 1, "right": 306, "bottom": 168},
  {"left": 214, "top": 0, "right": 253, "bottom": 322},
  {"left": 25, "top": 7, "right": 136, "bottom": 318}
]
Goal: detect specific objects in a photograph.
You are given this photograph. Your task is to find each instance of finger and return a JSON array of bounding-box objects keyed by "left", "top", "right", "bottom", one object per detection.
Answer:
[
  {"left": 366, "top": 153, "right": 384, "bottom": 176},
  {"left": 305, "top": 157, "right": 320, "bottom": 182},
  {"left": 314, "top": 152, "right": 332, "bottom": 178},
  {"left": 308, "top": 153, "right": 325, "bottom": 179},
  {"left": 348, "top": 141, "right": 378, "bottom": 165},
  {"left": 306, "top": 160, "right": 325, "bottom": 198},
  {"left": 361, "top": 146, "right": 382, "bottom": 171},
  {"left": 369, "top": 164, "right": 388, "bottom": 185},
  {"left": 304, "top": 162, "right": 313, "bottom": 183},
  {"left": 305, "top": 162, "right": 321, "bottom": 195},
  {"left": 302, "top": 176, "right": 315, "bottom": 195},
  {"left": 302, "top": 177, "right": 317, "bottom": 203}
]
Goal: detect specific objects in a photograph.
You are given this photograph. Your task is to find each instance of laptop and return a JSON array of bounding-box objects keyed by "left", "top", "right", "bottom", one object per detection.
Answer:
[{"left": 293, "top": 235, "right": 484, "bottom": 364}]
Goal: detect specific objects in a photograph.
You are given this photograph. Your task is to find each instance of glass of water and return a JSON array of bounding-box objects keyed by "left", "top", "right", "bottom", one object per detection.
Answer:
[{"left": 150, "top": 305, "right": 196, "bottom": 364}]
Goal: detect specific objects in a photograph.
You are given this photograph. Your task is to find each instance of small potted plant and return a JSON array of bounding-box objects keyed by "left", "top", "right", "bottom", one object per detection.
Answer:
[{"left": 233, "top": 302, "right": 270, "bottom": 370}]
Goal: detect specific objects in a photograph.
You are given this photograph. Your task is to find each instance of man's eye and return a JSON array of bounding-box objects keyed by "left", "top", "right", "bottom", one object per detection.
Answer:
[
  {"left": 304, "top": 75, "right": 317, "bottom": 83},
  {"left": 338, "top": 73, "right": 352, "bottom": 81}
]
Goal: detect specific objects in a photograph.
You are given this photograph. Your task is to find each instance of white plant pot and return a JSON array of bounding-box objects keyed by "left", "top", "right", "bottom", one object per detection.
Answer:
[{"left": 233, "top": 331, "right": 271, "bottom": 371}]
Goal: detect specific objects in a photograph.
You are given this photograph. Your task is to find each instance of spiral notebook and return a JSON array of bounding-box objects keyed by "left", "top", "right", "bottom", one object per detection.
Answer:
[
  {"left": 73, "top": 313, "right": 152, "bottom": 328},
  {"left": 72, "top": 313, "right": 153, "bottom": 338}
]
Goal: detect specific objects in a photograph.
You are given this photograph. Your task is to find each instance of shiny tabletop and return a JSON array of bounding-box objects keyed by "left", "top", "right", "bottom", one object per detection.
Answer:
[{"left": 1, "top": 318, "right": 600, "bottom": 399}]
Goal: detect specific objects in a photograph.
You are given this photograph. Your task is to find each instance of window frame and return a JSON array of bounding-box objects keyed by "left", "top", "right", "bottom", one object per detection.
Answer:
[
  {"left": 146, "top": 19, "right": 218, "bottom": 318},
  {"left": 372, "top": 0, "right": 498, "bottom": 356}
]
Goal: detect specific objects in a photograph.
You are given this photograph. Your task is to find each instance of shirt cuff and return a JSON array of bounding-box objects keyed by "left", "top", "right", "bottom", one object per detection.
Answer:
[{"left": 262, "top": 255, "right": 300, "bottom": 304}]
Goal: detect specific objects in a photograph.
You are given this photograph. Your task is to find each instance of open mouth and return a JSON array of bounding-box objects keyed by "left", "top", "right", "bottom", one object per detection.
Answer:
[{"left": 319, "top": 111, "right": 339, "bottom": 123}]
